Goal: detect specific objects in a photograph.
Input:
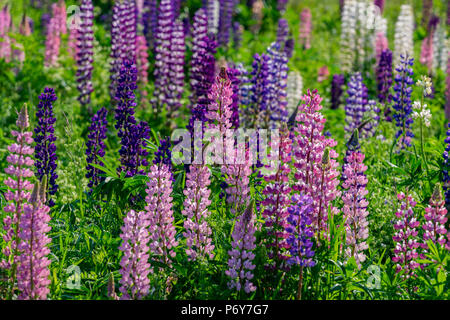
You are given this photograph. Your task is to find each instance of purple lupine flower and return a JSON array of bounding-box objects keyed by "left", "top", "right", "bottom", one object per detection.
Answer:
[
  {"left": 246, "top": 53, "right": 270, "bottom": 127},
  {"left": 392, "top": 54, "right": 415, "bottom": 149},
  {"left": 376, "top": 49, "right": 393, "bottom": 120},
  {"left": 226, "top": 67, "right": 241, "bottom": 128},
  {"left": 443, "top": 124, "right": 450, "bottom": 207},
  {"left": 152, "top": 0, "right": 174, "bottom": 112},
  {"left": 118, "top": 209, "right": 151, "bottom": 300},
  {"left": 207, "top": 0, "right": 220, "bottom": 35},
  {"left": 225, "top": 201, "right": 257, "bottom": 294},
  {"left": 85, "top": 107, "right": 108, "bottom": 191},
  {"left": 34, "top": 88, "right": 58, "bottom": 207},
  {"left": 218, "top": 0, "right": 234, "bottom": 48},
  {"left": 284, "top": 35, "right": 295, "bottom": 60},
  {"left": 17, "top": 180, "right": 52, "bottom": 300},
  {"left": 374, "top": 0, "right": 385, "bottom": 13},
  {"left": 232, "top": 21, "right": 243, "bottom": 49},
  {"left": 190, "top": 9, "right": 217, "bottom": 110},
  {"left": 166, "top": 20, "right": 185, "bottom": 113},
  {"left": 276, "top": 18, "right": 289, "bottom": 44},
  {"left": 331, "top": 74, "right": 345, "bottom": 110},
  {"left": 142, "top": 0, "right": 158, "bottom": 49},
  {"left": 115, "top": 59, "right": 150, "bottom": 177},
  {"left": 277, "top": 0, "right": 288, "bottom": 13},
  {"left": 153, "top": 137, "right": 172, "bottom": 170},
  {"left": 299, "top": 8, "right": 312, "bottom": 50},
  {"left": 76, "top": 0, "right": 94, "bottom": 106}
]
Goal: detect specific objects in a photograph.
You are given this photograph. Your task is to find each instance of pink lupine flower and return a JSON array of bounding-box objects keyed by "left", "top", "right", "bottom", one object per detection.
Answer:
[
  {"left": 420, "top": 36, "right": 433, "bottom": 71},
  {"left": 118, "top": 209, "right": 151, "bottom": 300},
  {"left": 375, "top": 32, "right": 388, "bottom": 65},
  {"left": 145, "top": 164, "right": 178, "bottom": 266},
  {"left": 55, "top": 0, "right": 67, "bottom": 35},
  {"left": 392, "top": 192, "right": 421, "bottom": 279},
  {"left": 16, "top": 179, "right": 52, "bottom": 300},
  {"left": 299, "top": 8, "right": 311, "bottom": 50},
  {"left": 19, "top": 15, "right": 32, "bottom": 36},
  {"left": 182, "top": 164, "right": 214, "bottom": 261},
  {"left": 136, "top": 35, "right": 149, "bottom": 101},
  {"left": 226, "top": 201, "right": 257, "bottom": 294},
  {"left": 68, "top": 13, "right": 81, "bottom": 59},
  {"left": 0, "top": 5, "right": 12, "bottom": 62},
  {"left": 262, "top": 124, "right": 292, "bottom": 268},
  {"left": 422, "top": 185, "right": 448, "bottom": 248},
  {"left": 342, "top": 150, "right": 369, "bottom": 266},
  {"left": 1, "top": 106, "right": 35, "bottom": 285},
  {"left": 292, "top": 89, "right": 341, "bottom": 240},
  {"left": 44, "top": 4, "right": 62, "bottom": 67},
  {"left": 317, "top": 66, "right": 329, "bottom": 83}
]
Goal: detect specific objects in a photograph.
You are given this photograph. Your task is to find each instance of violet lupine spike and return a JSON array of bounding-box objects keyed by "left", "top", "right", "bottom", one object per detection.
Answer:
[
  {"left": 276, "top": 18, "right": 289, "bottom": 45},
  {"left": 284, "top": 35, "right": 295, "bottom": 60},
  {"left": 34, "top": 88, "right": 58, "bottom": 207},
  {"left": 182, "top": 164, "right": 214, "bottom": 261},
  {"left": 232, "top": 21, "right": 243, "bottom": 49},
  {"left": 376, "top": 49, "right": 393, "bottom": 120},
  {"left": 142, "top": 0, "right": 158, "bottom": 48},
  {"left": 85, "top": 107, "right": 108, "bottom": 191},
  {"left": 145, "top": 164, "right": 178, "bottom": 267},
  {"left": 392, "top": 192, "right": 421, "bottom": 279},
  {"left": 218, "top": 0, "right": 234, "bottom": 48},
  {"left": 342, "top": 150, "right": 369, "bottom": 267},
  {"left": 299, "top": 8, "right": 311, "bottom": 50},
  {"left": 421, "top": 185, "right": 448, "bottom": 249},
  {"left": 0, "top": 106, "right": 35, "bottom": 286},
  {"left": 44, "top": 4, "right": 61, "bottom": 68},
  {"left": 331, "top": 74, "right": 345, "bottom": 110},
  {"left": 16, "top": 180, "right": 52, "bottom": 300},
  {"left": 207, "top": 0, "right": 220, "bottom": 35},
  {"left": 277, "top": 0, "right": 288, "bottom": 14},
  {"left": 226, "top": 201, "right": 257, "bottom": 294},
  {"left": 392, "top": 54, "right": 415, "bottom": 150},
  {"left": 374, "top": 0, "right": 384, "bottom": 13},
  {"left": 446, "top": 56, "right": 450, "bottom": 120},
  {"left": 114, "top": 59, "right": 150, "bottom": 177},
  {"left": 118, "top": 209, "right": 151, "bottom": 300},
  {"left": 153, "top": 137, "right": 172, "bottom": 171},
  {"left": 262, "top": 125, "right": 292, "bottom": 269},
  {"left": 167, "top": 20, "right": 185, "bottom": 113},
  {"left": 247, "top": 53, "right": 270, "bottom": 128},
  {"left": 124, "top": 0, "right": 137, "bottom": 63},
  {"left": 292, "top": 90, "right": 341, "bottom": 240},
  {"left": 76, "top": 0, "right": 94, "bottom": 106}
]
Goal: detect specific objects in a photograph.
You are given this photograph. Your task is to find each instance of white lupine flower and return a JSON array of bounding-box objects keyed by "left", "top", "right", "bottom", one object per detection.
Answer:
[
  {"left": 416, "top": 75, "right": 433, "bottom": 96},
  {"left": 412, "top": 101, "right": 432, "bottom": 127},
  {"left": 340, "top": 0, "right": 357, "bottom": 73},
  {"left": 394, "top": 4, "right": 414, "bottom": 68},
  {"left": 207, "top": 0, "right": 220, "bottom": 35},
  {"left": 286, "top": 71, "right": 303, "bottom": 116},
  {"left": 432, "top": 24, "right": 448, "bottom": 73}
]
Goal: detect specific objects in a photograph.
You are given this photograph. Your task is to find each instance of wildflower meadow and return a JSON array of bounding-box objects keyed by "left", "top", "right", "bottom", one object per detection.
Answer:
[{"left": 0, "top": 0, "right": 449, "bottom": 303}]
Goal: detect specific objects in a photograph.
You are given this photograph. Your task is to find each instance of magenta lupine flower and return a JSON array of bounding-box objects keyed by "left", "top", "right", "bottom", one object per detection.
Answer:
[
  {"left": 420, "top": 36, "right": 434, "bottom": 72},
  {"left": 136, "top": 35, "right": 149, "bottom": 101},
  {"left": 226, "top": 202, "right": 257, "bottom": 294},
  {"left": 317, "top": 65, "right": 330, "bottom": 83},
  {"left": 44, "top": 4, "right": 61, "bottom": 67},
  {"left": 182, "top": 165, "right": 214, "bottom": 261},
  {"left": 167, "top": 20, "right": 185, "bottom": 113},
  {"left": 76, "top": 0, "right": 94, "bottom": 106},
  {"left": 1, "top": 106, "right": 34, "bottom": 279},
  {"left": 262, "top": 125, "right": 292, "bottom": 268},
  {"left": 342, "top": 149, "right": 369, "bottom": 266},
  {"left": 392, "top": 192, "right": 421, "bottom": 279},
  {"left": 374, "top": 0, "right": 385, "bottom": 13},
  {"left": 55, "top": 0, "right": 67, "bottom": 35},
  {"left": 292, "top": 89, "right": 341, "bottom": 240},
  {"left": 118, "top": 209, "right": 151, "bottom": 300},
  {"left": 299, "top": 8, "right": 312, "bottom": 50},
  {"left": 0, "top": 5, "right": 12, "bottom": 62},
  {"left": 422, "top": 185, "right": 448, "bottom": 248},
  {"left": 145, "top": 164, "right": 178, "bottom": 267},
  {"left": 17, "top": 180, "right": 52, "bottom": 300}
]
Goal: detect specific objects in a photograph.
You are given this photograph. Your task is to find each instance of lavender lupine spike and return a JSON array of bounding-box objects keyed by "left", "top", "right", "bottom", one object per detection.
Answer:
[
  {"left": 76, "top": 0, "right": 94, "bottom": 106},
  {"left": 115, "top": 59, "right": 150, "bottom": 177},
  {"left": 422, "top": 185, "right": 448, "bottom": 248},
  {"left": 146, "top": 164, "right": 178, "bottom": 267},
  {"left": 277, "top": 0, "right": 288, "bottom": 14},
  {"left": 376, "top": 49, "right": 393, "bottom": 120},
  {"left": 226, "top": 201, "right": 257, "bottom": 294},
  {"left": 276, "top": 18, "right": 289, "bottom": 45},
  {"left": 443, "top": 124, "right": 450, "bottom": 206},
  {"left": 118, "top": 209, "right": 151, "bottom": 300},
  {"left": 207, "top": 0, "right": 220, "bottom": 35},
  {"left": 167, "top": 20, "right": 185, "bottom": 113},
  {"left": 246, "top": 53, "right": 270, "bottom": 128},
  {"left": 446, "top": 56, "right": 450, "bottom": 120},
  {"left": 331, "top": 74, "right": 345, "bottom": 110},
  {"left": 142, "top": 0, "right": 158, "bottom": 48},
  {"left": 232, "top": 21, "right": 243, "bottom": 49},
  {"left": 152, "top": 0, "right": 174, "bottom": 112},
  {"left": 44, "top": 4, "right": 61, "bottom": 67},
  {"left": 182, "top": 164, "right": 214, "bottom": 261},
  {"left": 34, "top": 88, "right": 58, "bottom": 207},
  {"left": 218, "top": 0, "right": 233, "bottom": 48},
  {"left": 16, "top": 179, "right": 52, "bottom": 300},
  {"left": 85, "top": 107, "right": 108, "bottom": 191},
  {"left": 344, "top": 73, "right": 369, "bottom": 137},
  {"left": 392, "top": 54, "right": 415, "bottom": 150},
  {"left": 0, "top": 105, "right": 35, "bottom": 296}
]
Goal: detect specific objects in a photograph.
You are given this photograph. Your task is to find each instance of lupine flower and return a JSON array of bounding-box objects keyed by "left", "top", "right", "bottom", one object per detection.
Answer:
[
  {"left": 34, "top": 88, "right": 58, "bottom": 207},
  {"left": 44, "top": 4, "right": 61, "bottom": 67},
  {"left": 411, "top": 101, "right": 431, "bottom": 128},
  {"left": 232, "top": 21, "right": 243, "bottom": 49},
  {"left": 447, "top": 56, "right": 450, "bottom": 120},
  {"left": 166, "top": 20, "right": 185, "bottom": 113},
  {"left": 394, "top": 4, "right": 414, "bottom": 68},
  {"left": 392, "top": 192, "right": 421, "bottom": 279},
  {"left": 17, "top": 179, "right": 52, "bottom": 300},
  {"left": 277, "top": 0, "right": 288, "bottom": 13},
  {"left": 431, "top": 23, "right": 448, "bottom": 73},
  {"left": 250, "top": 0, "right": 263, "bottom": 34},
  {"left": 76, "top": 0, "right": 94, "bottom": 106},
  {"left": 114, "top": 59, "right": 150, "bottom": 177},
  {"left": 342, "top": 148, "right": 369, "bottom": 267},
  {"left": 207, "top": 0, "right": 220, "bottom": 35},
  {"left": 182, "top": 164, "right": 214, "bottom": 261},
  {"left": 1, "top": 105, "right": 35, "bottom": 286},
  {"left": 276, "top": 18, "right": 289, "bottom": 45},
  {"left": 299, "top": 8, "right": 311, "bottom": 50},
  {"left": 421, "top": 0, "right": 433, "bottom": 27},
  {"left": 285, "top": 193, "right": 315, "bottom": 300},
  {"left": 443, "top": 124, "right": 450, "bottom": 206},
  {"left": 340, "top": 0, "right": 357, "bottom": 73},
  {"left": 0, "top": 6, "right": 12, "bottom": 62},
  {"left": 19, "top": 14, "right": 33, "bottom": 36},
  {"left": 422, "top": 185, "right": 448, "bottom": 248},
  {"left": 218, "top": 0, "right": 234, "bottom": 48},
  {"left": 287, "top": 71, "right": 303, "bottom": 115},
  {"left": 85, "top": 107, "right": 108, "bottom": 191},
  {"left": 376, "top": 49, "right": 393, "bottom": 119},
  {"left": 152, "top": 0, "right": 174, "bottom": 112},
  {"left": 392, "top": 54, "right": 415, "bottom": 149},
  {"left": 226, "top": 201, "right": 257, "bottom": 294},
  {"left": 375, "top": 32, "right": 388, "bottom": 65},
  {"left": 136, "top": 35, "right": 149, "bottom": 102},
  {"left": 420, "top": 16, "right": 438, "bottom": 72},
  {"left": 68, "top": 12, "right": 80, "bottom": 59},
  {"left": 345, "top": 73, "right": 373, "bottom": 137},
  {"left": 142, "top": 0, "right": 158, "bottom": 48},
  {"left": 374, "top": 0, "right": 385, "bottom": 13},
  {"left": 292, "top": 90, "right": 341, "bottom": 239},
  {"left": 153, "top": 137, "right": 172, "bottom": 170},
  {"left": 55, "top": 0, "right": 67, "bottom": 35},
  {"left": 227, "top": 67, "right": 241, "bottom": 129},
  {"left": 262, "top": 125, "right": 292, "bottom": 269},
  {"left": 331, "top": 74, "right": 345, "bottom": 110},
  {"left": 284, "top": 35, "right": 295, "bottom": 60},
  {"left": 146, "top": 164, "right": 178, "bottom": 266},
  {"left": 118, "top": 209, "right": 151, "bottom": 300},
  {"left": 317, "top": 66, "right": 329, "bottom": 83}
]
